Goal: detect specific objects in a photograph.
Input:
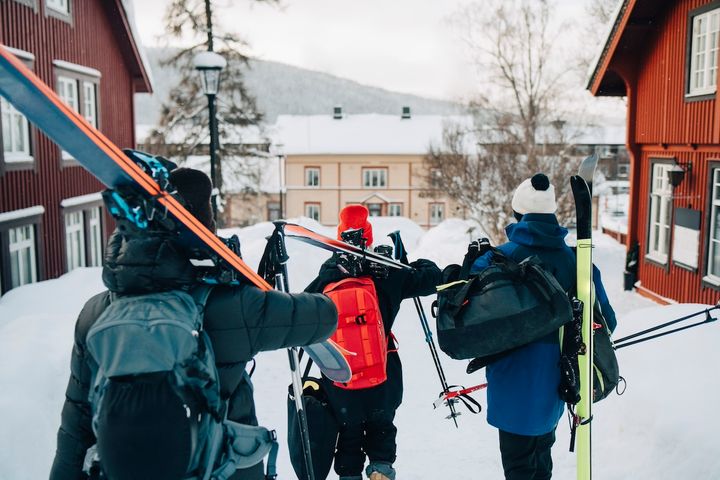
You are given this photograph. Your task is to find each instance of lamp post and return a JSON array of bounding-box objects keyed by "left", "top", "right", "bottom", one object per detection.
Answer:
[
  {"left": 193, "top": 50, "right": 227, "bottom": 222},
  {"left": 273, "top": 143, "right": 285, "bottom": 219}
]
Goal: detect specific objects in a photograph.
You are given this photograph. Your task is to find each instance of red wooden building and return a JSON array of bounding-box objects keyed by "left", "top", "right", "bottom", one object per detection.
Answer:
[
  {"left": 0, "top": 0, "right": 151, "bottom": 295},
  {"left": 589, "top": 0, "right": 720, "bottom": 304}
]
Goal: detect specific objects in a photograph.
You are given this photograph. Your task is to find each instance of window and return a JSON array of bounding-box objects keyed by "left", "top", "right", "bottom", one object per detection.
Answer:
[
  {"left": 305, "top": 203, "right": 320, "bottom": 222},
  {"left": 1, "top": 97, "right": 31, "bottom": 163},
  {"left": 9, "top": 224, "right": 38, "bottom": 288},
  {"left": 267, "top": 202, "right": 281, "bottom": 221},
  {"left": 305, "top": 167, "right": 320, "bottom": 187},
  {"left": 55, "top": 67, "right": 100, "bottom": 160},
  {"left": 688, "top": 7, "right": 720, "bottom": 96},
  {"left": 617, "top": 164, "right": 630, "bottom": 178},
  {"left": 363, "top": 168, "right": 387, "bottom": 188},
  {"left": 707, "top": 169, "right": 720, "bottom": 281},
  {"left": 647, "top": 163, "right": 674, "bottom": 264},
  {"left": 82, "top": 82, "right": 97, "bottom": 128},
  {"left": 57, "top": 76, "right": 79, "bottom": 111},
  {"left": 430, "top": 203, "right": 445, "bottom": 226},
  {"left": 388, "top": 203, "right": 403, "bottom": 217},
  {"left": 87, "top": 207, "right": 103, "bottom": 267},
  {"left": 46, "top": 0, "right": 69, "bottom": 14},
  {"left": 65, "top": 211, "right": 86, "bottom": 271},
  {"left": 367, "top": 203, "right": 382, "bottom": 217},
  {"left": 430, "top": 168, "right": 442, "bottom": 188}
]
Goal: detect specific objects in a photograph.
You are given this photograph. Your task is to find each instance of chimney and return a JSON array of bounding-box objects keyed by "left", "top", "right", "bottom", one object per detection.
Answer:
[
  {"left": 333, "top": 106, "right": 343, "bottom": 119},
  {"left": 401, "top": 106, "right": 411, "bottom": 119}
]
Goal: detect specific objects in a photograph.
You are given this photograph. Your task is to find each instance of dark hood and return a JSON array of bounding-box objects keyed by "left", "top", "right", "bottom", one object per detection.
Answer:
[
  {"left": 505, "top": 213, "right": 569, "bottom": 250},
  {"left": 102, "top": 230, "right": 196, "bottom": 294}
]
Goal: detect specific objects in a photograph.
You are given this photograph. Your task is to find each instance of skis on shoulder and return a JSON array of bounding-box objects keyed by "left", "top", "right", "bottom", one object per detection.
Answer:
[
  {"left": 0, "top": 44, "right": 351, "bottom": 383},
  {"left": 571, "top": 153, "right": 599, "bottom": 480}
]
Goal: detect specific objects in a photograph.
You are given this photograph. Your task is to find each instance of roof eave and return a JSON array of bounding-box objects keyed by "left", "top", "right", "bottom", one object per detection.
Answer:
[
  {"left": 115, "top": 0, "right": 153, "bottom": 94},
  {"left": 586, "top": 0, "right": 633, "bottom": 96}
]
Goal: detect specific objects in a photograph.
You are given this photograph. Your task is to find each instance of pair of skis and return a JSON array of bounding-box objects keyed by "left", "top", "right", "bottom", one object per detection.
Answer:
[{"left": 571, "top": 153, "right": 599, "bottom": 480}]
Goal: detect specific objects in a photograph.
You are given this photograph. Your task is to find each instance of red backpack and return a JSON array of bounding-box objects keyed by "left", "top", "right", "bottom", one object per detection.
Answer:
[{"left": 323, "top": 276, "right": 387, "bottom": 390}]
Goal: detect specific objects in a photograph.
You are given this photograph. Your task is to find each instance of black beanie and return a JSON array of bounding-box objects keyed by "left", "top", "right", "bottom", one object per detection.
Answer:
[{"left": 169, "top": 168, "right": 215, "bottom": 231}]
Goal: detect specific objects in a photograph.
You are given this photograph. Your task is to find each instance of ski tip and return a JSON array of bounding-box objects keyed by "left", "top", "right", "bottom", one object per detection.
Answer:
[{"left": 578, "top": 153, "right": 599, "bottom": 184}]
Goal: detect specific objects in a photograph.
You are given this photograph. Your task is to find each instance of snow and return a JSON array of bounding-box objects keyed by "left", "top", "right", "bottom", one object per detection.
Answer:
[{"left": 1, "top": 219, "right": 719, "bottom": 479}]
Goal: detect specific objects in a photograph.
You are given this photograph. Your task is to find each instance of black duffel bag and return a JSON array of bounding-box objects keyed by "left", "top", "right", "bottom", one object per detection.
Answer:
[
  {"left": 287, "top": 357, "right": 339, "bottom": 480},
  {"left": 433, "top": 242, "right": 573, "bottom": 361}
]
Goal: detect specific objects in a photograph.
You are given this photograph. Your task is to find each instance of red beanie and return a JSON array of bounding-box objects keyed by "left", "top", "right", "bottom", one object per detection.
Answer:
[{"left": 337, "top": 204, "right": 373, "bottom": 246}]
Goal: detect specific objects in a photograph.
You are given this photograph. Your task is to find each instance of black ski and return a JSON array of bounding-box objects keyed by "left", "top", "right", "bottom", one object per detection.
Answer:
[{"left": 284, "top": 223, "right": 410, "bottom": 270}]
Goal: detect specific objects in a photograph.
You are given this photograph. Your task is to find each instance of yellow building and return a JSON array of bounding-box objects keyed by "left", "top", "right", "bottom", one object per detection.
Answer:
[{"left": 274, "top": 109, "right": 466, "bottom": 228}]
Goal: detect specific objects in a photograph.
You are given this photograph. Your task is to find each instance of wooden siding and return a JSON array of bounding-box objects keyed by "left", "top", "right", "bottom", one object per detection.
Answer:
[
  {"left": 0, "top": 0, "right": 137, "bottom": 282},
  {"left": 634, "top": 0, "right": 719, "bottom": 146},
  {"left": 634, "top": 146, "right": 720, "bottom": 304}
]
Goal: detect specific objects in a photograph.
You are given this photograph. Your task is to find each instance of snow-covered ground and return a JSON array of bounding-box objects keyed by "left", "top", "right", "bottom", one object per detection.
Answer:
[{"left": 1, "top": 217, "right": 718, "bottom": 479}]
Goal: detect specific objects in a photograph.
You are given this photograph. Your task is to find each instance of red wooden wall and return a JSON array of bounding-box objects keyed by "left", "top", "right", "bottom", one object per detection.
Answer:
[
  {"left": 0, "top": 0, "right": 139, "bottom": 281},
  {"left": 626, "top": 0, "right": 720, "bottom": 303}
]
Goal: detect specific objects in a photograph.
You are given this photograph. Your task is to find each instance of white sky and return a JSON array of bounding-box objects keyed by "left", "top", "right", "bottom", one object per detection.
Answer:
[{"left": 129, "top": 0, "right": 596, "bottom": 102}]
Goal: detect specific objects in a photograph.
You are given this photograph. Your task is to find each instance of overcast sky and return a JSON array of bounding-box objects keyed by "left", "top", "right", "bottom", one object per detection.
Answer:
[{"left": 129, "top": 0, "right": 602, "bottom": 102}]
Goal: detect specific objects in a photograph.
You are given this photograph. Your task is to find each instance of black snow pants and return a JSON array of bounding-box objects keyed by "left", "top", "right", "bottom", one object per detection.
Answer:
[
  {"left": 333, "top": 410, "right": 397, "bottom": 477},
  {"left": 498, "top": 428, "right": 556, "bottom": 480}
]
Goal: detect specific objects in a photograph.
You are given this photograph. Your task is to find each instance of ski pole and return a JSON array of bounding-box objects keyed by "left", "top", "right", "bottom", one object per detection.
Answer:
[
  {"left": 614, "top": 304, "right": 719, "bottom": 350},
  {"left": 388, "top": 231, "right": 461, "bottom": 426},
  {"left": 266, "top": 222, "right": 316, "bottom": 480}
]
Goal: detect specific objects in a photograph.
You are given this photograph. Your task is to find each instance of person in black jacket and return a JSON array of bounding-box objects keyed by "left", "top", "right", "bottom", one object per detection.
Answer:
[
  {"left": 49, "top": 168, "right": 338, "bottom": 480},
  {"left": 305, "top": 205, "right": 441, "bottom": 480}
]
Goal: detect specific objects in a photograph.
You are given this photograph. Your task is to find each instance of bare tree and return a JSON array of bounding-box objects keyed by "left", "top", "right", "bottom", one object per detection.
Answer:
[
  {"left": 423, "top": 0, "right": 580, "bottom": 244},
  {"left": 144, "top": 0, "right": 276, "bottom": 226}
]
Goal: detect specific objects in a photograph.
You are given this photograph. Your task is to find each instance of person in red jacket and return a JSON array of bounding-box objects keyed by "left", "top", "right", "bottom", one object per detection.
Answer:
[{"left": 305, "top": 205, "right": 441, "bottom": 480}]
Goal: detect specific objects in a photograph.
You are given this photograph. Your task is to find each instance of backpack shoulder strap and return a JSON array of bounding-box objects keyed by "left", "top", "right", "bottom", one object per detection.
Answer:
[{"left": 190, "top": 285, "right": 213, "bottom": 309}]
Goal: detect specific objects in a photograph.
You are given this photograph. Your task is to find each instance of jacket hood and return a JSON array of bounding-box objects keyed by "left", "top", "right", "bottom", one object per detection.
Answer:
[
  {"left": 505, "top": 213, "right": 569, "bottom": 250},
  {"left": 102, "top": 230, "right": 196, "bottom": 294}
]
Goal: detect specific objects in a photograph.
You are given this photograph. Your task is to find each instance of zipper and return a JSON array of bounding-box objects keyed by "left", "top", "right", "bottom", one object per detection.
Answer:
[{"left": 88, "top": 318, "right": 197, "bottom": 340}]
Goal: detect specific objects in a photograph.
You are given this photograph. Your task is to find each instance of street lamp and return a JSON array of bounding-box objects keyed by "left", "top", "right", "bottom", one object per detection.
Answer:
[
  {"left": 193, "top": 50, "right": 227, "bottom": 222},
  {"left": 273, "top": 143, "right": 285, "bottom": 219}
]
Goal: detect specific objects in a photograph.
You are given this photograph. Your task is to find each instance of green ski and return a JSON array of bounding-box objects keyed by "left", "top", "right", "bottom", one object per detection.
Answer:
[{"left": 571, "top": 153, "right": 598, "bottom": 480}]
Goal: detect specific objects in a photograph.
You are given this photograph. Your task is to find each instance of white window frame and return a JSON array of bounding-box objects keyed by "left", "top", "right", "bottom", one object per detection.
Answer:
[
  {"left": 647, "top": 163, "right": 674, "bottom": 264},
  {"left": 688, "top": 8, "right": 720, "bottom": 97},
  {"left": 305, "top": 167, "right": 320, "bottom": 187},
  {"left": 82, "top": 81, "right": 97, "bottom": 128},
  {"left": 9, "top": 224, "right": 38, "bottom": 288},
  {"left": 64, "top": 210, "right": 86, "bottom": 271},
  {"left": 430, "top": 203, "right": 445, "bottom": 226},
  {"left": 388, "top": 203, "right": 403, "bottom": 217},
  {"left": 87, "top": 207, "right": 103, "bottom": 267},
  {"left": 1, "top": 97, "right": 32, "bottom": 163},
  {"left": 57, "top": 76, "right": 78, "bottom": 160},
  {"left": 363, "top": 168, "right": 387, "bottom": 188},
  {"left": 46, "top": 0, "right": 69, "bottom": 14},
  {"left": 305, "top": 203, "right": 320, "bottom": 222},
  {"left": 706, "top": 168, "right": 720, "bottom": 282}
]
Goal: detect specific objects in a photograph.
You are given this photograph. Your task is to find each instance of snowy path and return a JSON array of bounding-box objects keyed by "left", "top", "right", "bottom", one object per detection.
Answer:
[{"left": 0, "top": 219, "right": 718, "bottom": 479}]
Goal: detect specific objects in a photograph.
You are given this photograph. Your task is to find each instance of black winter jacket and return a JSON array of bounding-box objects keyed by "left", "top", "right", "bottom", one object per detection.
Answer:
[
  {"left": 305, "top": 255, "right": 441, "bottom": 425},
  {"left": 49, "top": 233, "right": 338, "bottom": 480}
]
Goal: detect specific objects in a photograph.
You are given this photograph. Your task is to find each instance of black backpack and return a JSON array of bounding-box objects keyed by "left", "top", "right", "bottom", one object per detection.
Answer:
[{"left": 432, "top": 240, "right": 573, "bottom": 361}]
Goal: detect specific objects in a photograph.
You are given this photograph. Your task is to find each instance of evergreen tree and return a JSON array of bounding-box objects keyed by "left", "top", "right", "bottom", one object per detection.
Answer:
[{"left": 145, "top": 0, "right": 275, "bottom": 226}]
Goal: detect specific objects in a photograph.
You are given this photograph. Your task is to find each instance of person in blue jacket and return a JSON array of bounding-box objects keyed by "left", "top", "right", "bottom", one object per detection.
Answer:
[{"left": 471, "top": 173, "right": 615, "bottom": 480}]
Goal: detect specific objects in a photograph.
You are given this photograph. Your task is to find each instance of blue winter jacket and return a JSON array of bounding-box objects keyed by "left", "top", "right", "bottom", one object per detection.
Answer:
[{"left": 471, "top": 214, "right": 576, "bottom": 435}]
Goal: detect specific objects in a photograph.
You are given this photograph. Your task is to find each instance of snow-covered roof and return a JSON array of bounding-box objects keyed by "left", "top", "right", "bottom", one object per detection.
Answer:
[
  {"left": 271, "top": 114, "right": 625, "bottom": 156},
  {"left": 119, "top": 0, "right": 153, "bottom": 93},
  {"left": 271, "top": 114, "right": 472, "bottom": 155}
]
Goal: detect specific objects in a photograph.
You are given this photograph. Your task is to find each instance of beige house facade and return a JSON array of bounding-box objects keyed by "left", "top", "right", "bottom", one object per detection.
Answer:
[{"left": 275, "top": 111, "right": 465, "bottom": 228}]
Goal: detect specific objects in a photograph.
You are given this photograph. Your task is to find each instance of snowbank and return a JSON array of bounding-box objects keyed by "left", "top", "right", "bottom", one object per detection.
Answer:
[{"left": 1, "top": 220, "right": 718, "bottom": 479}]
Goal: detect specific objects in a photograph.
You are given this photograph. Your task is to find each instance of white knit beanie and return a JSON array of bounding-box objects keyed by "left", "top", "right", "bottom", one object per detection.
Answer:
[{"left": 511, "top": 173, "right": 557, "bottom": 215}]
